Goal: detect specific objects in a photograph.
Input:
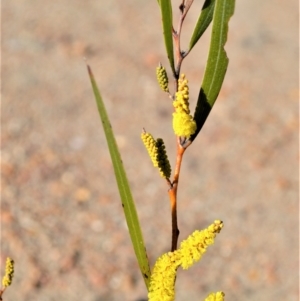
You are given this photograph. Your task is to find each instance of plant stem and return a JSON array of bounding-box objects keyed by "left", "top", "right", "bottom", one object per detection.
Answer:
[
  {"left": 173, "top": 1, "right": 194, "bottom": 94},
  {"left": 182, "top": 0, "right": 194, "bottom": 20},
  {"left": 172, "top": 6, "right": 184, "bottom": 90},
  {"left": 0, "top": 287, "right": 6, "bottom": 300},
  {"left": 168, "top": 188, "right": 179, "bottom": 252},
  {"left": 168, "top": 1, "right": 194, "bottom": 252},
  {"left": 168, "top": 138, "right": 186, "bottom": 251}
]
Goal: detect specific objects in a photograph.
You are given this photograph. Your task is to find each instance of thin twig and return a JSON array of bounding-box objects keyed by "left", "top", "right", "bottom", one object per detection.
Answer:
[
  {"left": 168, "top": 1, "right": 194, "bottom": 252},
  {"left": 168, "top": 187, "right": 179, "bottom": 251},
  {"left": 0, "top": 288, "right": 6, "bottom": 300},
  {"left": 173, "top": 0, "right": 194, "bottom": 90},
  {"left": 165, "top": 177, "right": 173, "bottom": 189},
  {"left": 168, "top": 138, "right": 186, "bottom": 251},
  {"left": 182, "top": 0, "right": 194, "bottom": 20}
]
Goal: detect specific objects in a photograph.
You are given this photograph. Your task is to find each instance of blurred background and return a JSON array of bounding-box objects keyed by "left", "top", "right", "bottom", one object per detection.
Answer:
[{"left": 1, "top": 1, "right": 299, "bottom": 301}]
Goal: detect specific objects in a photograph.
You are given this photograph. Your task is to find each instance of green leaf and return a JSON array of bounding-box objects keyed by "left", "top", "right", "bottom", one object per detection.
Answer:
[
  {"left": 188, "top": 0, "right": 215, "bottom": 52},
  {"left": 87, "top": 65, "right": 151, "bottom": 290},
  {"left": 158, "top": 0, "right": 175, "bottom": 74},
  {"left": 191, "top": 0, "right": 235, "bottom": 141}
]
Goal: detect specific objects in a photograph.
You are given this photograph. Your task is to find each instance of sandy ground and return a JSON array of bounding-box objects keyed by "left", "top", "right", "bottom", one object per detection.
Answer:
[{"left": 1, "top": 1, "right": 299, "bottom": 301}]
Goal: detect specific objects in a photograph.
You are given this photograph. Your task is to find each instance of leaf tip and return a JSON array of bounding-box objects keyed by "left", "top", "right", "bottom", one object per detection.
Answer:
[{"left": 87, "top": 64, "right": 94, "bottom": 80}]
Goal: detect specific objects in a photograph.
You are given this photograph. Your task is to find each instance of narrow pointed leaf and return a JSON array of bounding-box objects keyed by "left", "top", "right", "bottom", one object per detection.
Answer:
[
  {"left": 87, "top": 65, "right": 151, "bottom": 289},
  {"left": 158, "top": 0, "right": 175, "bottom": 74},
  {"left": 191, "top": 0, "right": 235, "bottom": 141},
  {"left": 189, "top": 0, "right": 216, "bottom": 52}
]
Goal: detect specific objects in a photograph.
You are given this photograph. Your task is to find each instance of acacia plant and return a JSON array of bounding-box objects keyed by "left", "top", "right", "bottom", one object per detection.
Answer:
[{"left": 88, "top": 0, "right": 235, "bottom": 300}]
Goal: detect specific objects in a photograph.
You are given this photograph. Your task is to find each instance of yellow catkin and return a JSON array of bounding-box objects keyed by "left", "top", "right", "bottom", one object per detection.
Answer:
[
  {"left": 141, "top": 132, "right": 171, "bottom": 179},
  {"left": 148, "top": 221, "right": 223, "bottom": 301},
  {"left": 204, "top": 291, "right": 225, "bottom": 301},
  {"left": 172, "top": 74, "right": 196, "bottom": 138},
  {"left": 2, "top": 257, "right": 14, "bottom": 288},
  {"left": 178, "top": 220, "right": 223, "bottom": 270},
  {"left": 156, "top": 64, "right": 169, "bottom": 92},
  {"left": 141, "top": 132, "right": 157, "bottom": 166},
  {"left": 148, "top": 252, "right": 180, "bottom": 301}
]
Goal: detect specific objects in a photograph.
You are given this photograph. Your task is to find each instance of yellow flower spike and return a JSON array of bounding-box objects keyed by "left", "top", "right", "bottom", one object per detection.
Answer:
[
  {"left": 204, "top": 291, "right": 225, "bottom": 301},
  {"left": 141, "top": 132, "right": 171, "bottom": 179},
  {"left": 178, "top": 220, "right": 223, "bottom": 270},
  {"left": 2, "top": 257, "right": 14, "bottom": 288},
  {"left": 141, "top": 132, "right": 157, "bottom": 165},
  {"left": 148, "top": 252, "right": 180, "bottom": 301},
  {"left": 149, "top": 221, "right": 223, "bottom": 301},
  {"left": 156, "top": 63, "right": 169, "bottom": 93},
  {"left": 172, "top": 74, "right": 196, "bottom": 138},
  {"left": 173, "top": 111, "right": 197, "bottom": 138}
]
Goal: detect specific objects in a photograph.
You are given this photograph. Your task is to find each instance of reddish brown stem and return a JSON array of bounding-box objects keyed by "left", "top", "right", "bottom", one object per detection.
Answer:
[
  {"left": 168, "top": 187, "right": 179, "bottom": 252},
  {"left": 168, "top": 138, "right": 186, "bottom": 251},
  {"left": 168, "top": 3, "right": 195, "bottom": 252},
  {"left": 173, "top": 1, "right": 193, "bottom": 93},
  {"left": 0, "top": 287, "right": 6, "bottom": 300}
]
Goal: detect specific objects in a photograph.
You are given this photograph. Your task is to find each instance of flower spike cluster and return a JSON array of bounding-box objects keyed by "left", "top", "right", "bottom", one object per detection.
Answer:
[
  {"left": 148, "top": 220, "right": 223, "bottom": 301},
  {"left": 141, "top": 132, "right": 171, "bottom": 179},
  {"left": 172, "top": 74, "right": 197, "bottom": 138},
  {"left": 2, "top": 257, "right": 14, "bottom": 288},
  {"left": 156, "top": 63, "right": 169, "bottom": 93}
]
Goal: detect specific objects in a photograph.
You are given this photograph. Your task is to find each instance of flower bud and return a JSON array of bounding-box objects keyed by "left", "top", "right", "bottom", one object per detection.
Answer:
[
  {"left": 141, "top": 132, "right": 171, "bottom": 179},
  {"left": 156, "top": 63, "right": 169, "bottom": 92}
]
